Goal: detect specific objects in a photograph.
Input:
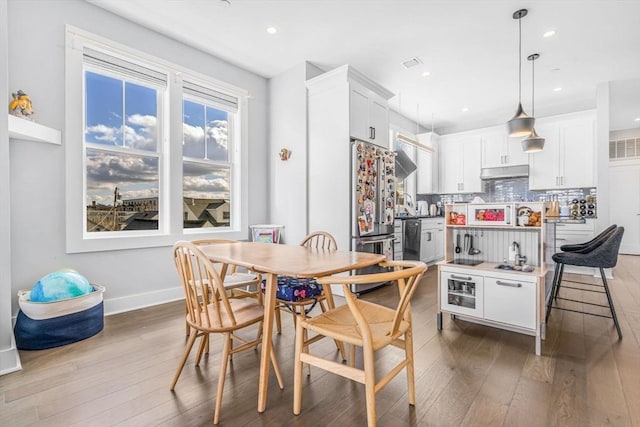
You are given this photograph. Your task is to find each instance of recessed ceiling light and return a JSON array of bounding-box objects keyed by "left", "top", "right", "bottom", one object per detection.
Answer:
[
  {"left": 266, "top": 26, "right": 278, "bottom": 35},
  {"left": 462, "top": 107, "right": 469, "bottom": 112},
  {"left": 543, "top": 30, "right": 556, "bottom": 38},
  {"left": 553, "top": 87, "right": 563, "bottom": 92},
  {"left": 421, "top": 71, "right": 431, "bottom": 77}
]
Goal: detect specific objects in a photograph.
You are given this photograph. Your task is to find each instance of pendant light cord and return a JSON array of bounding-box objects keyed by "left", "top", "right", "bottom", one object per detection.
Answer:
[
  {"left": 518, "top": 16, "right": 522, "bottom": 104},
  {"left": 531, "top": 55, "right": 535, "bottom": 115}
]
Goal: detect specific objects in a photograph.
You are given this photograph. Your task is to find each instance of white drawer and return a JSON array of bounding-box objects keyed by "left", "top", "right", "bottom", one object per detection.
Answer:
[{"left": 483, "top": 276, "right": 536, "bottom": 329}]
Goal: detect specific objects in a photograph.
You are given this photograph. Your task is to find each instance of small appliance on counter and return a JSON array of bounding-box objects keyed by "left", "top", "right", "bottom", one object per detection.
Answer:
[{"left": 417, "top": 201, "right": 428, "bottom": 216}]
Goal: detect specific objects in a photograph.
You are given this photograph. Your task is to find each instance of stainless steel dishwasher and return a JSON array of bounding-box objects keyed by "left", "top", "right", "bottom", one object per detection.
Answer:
[{"left": 403, "top": 219, "right": 421, "bottom": 261}]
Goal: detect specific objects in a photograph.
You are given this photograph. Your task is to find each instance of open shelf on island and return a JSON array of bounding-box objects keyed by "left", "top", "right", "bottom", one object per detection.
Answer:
[{"left": 8, "top": 114, "right": 61, "bottom": 145}]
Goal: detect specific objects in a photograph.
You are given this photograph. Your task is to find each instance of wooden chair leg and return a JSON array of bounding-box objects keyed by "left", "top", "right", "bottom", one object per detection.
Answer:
[
  {"left": 213, "top": 333, "right": 232, "bottom": 425},
  {"left": 293, "top": 318, "right": 305, "bottom": 415},
  {"left": 275, "top": 304, "right": 282, "bottom": 334},
  {"left": 363, "top": 346, "right": 377, "bottom": 427},
  {"left": 349, "top": 344, "right": 356, "bottom": 368},
  {"left": 195, "top": 334, "right": 208, "bottom": 366},
  {"left": 170, "top": 330, "right": 198, "bottom": 390},
  {"left": 405, "top": 327, "right": 416, "bottom": 406}
]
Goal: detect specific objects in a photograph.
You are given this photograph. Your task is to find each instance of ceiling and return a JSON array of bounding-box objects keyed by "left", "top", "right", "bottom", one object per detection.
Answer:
[{"left": 88, "top": 0, "right": 640, "bottom": 135}]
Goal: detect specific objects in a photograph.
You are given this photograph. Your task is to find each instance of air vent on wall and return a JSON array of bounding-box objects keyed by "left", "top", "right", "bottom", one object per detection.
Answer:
[
  {"left": 609, "top": 138, "right": 640, "bottom": 160},
  {"left": 401, "top": 57, "right": 423, "bottom": 69}
]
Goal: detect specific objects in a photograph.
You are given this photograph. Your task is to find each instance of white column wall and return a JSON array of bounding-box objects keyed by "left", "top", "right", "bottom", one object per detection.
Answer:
[
  {"left": 0, "top": 0, "right": 21, "bottom": 375},
  {"left": 268, "top": 62, "right": 323, "bottom": 245}
]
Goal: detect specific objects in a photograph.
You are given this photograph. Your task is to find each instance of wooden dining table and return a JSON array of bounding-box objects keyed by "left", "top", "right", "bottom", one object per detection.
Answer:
[{"left": 197, "top": 241, "right": 386, "bottom": 413}]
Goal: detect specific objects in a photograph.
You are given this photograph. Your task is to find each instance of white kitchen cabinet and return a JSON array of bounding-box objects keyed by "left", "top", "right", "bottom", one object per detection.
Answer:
[
  {"left": 439, "top": 134, "right": 482, "bottom": 194},
  {"left": 420, "top": 217, "right": 444, "bottom": 264},
  {"left": 349, "top": 80, "right": 390, "bottom": 147},
  {"left": 416, "top": 132, "right": 439, "bottom": 194},
  {"left": 555, "top": 221, "right": 599, "bottom": 275},
  {"left": 529, "top": 110, "right": 597, "bottom": 190},
  {"left": 483, "top": 275, "right": 536, "bottom": 329},
  {"left": 481, "top": 127, "right": 529, "bottom": 168}
]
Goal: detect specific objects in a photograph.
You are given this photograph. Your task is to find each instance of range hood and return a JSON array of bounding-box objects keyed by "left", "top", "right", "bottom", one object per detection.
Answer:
[
  {"left": 394, "top": 150, "right": 417, "bottom": 180},
  {"left": 480, "top": 164, "right": 529, "bottom": 180}
]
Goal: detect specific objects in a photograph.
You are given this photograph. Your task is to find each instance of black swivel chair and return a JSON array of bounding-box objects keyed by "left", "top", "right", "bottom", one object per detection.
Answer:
[{"left": 545, "top": 226, "right": 625, "bottom": 339}]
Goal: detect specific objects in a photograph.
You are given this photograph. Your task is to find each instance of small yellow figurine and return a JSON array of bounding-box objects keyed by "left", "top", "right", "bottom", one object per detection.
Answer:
[{"left": 9, "top": 90, "right": 34, "bottom": 120}]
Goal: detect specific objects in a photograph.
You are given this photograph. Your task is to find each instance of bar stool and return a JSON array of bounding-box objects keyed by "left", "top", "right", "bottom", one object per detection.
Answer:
[
  {"left": 545, "top": 226, "right": 625, "bottom": 339},
  {"left": 550, "top": 224, "right": 618, "bottom": 301}
]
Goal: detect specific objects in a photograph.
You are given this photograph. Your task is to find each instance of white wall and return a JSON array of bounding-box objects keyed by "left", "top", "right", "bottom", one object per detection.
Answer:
[
  {"left": 6, "top": 0, "right": 269, "bottom": 315},
  {"left": 596, "top": 82, "right": 611, "bottom": 233},
  {"left": 267, "top": 62, "right": 323, "bottom": 245}
]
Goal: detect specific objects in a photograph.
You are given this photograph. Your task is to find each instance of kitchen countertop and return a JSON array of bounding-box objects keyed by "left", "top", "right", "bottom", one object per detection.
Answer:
[
  {"left": 395, "top": 215, "right": 444, "bottom": 220},
  {"left": 544, "top": 217, "right": 587, "bottom": 224},
  {"left": 437, "top": 260, "right": 547, "bottom": 278}
]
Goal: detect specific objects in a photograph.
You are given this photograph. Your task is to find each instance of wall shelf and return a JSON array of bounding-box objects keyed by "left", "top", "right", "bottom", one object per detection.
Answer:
[{"left": 8, "top": 114, "right": 61, "bottom": 145}]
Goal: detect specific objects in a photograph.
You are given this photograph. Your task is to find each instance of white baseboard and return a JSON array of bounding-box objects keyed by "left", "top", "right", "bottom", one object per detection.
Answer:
[
  {"left": 0, "top": 334, "right": 22, "bottom": 376},
  {"left": 103, "top": 286, "right": 184, "bottom": 316}
]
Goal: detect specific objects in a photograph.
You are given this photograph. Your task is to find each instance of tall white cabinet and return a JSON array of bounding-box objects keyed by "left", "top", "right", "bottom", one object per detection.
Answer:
[
  {"left": 529, "top": 110, "right": 597, "bottom": 190},
  {"left": 306, "top": 65, "right": 393, "bottom": 251}
]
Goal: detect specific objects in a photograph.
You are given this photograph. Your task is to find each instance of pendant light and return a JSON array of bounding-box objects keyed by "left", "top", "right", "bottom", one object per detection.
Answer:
[
  {"left": 522, "top": 53, "right": 545, "bottom": 152},
  {"left": 507, "top": 9, "right": 535, "bottom": 137}
]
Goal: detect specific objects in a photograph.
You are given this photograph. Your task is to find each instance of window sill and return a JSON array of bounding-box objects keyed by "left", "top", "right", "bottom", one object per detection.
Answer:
[{"left": 8, "top": 114, "right": 62, "bottom": 145}]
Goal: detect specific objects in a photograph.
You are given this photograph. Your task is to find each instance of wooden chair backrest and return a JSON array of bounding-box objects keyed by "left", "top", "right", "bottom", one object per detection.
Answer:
[
  {"left": 300, "top": 231, "right": 338, "bottom": 250},
  {"left": 316, "top": 260, "right": 426, "bottom": 339},
  {"left": 174, "top": 241, "right": 237, "bottom": 330}
]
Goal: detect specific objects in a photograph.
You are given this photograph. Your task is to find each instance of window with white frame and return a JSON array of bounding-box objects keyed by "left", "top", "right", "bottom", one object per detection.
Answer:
[{"left": 65, "top": 27, "right": 247, "bottom": 252}]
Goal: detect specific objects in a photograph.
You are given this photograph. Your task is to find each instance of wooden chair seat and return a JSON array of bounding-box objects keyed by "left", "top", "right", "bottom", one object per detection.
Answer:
[
  {"left": 192, "top": 298, "right": 266, "bottom": 332},
  {"left": 303, "top": 300, "right": 409, "bottom": 350}
]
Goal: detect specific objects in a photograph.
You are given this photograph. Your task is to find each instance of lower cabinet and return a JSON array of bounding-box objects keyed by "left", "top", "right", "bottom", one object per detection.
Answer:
[
  {"left": 483, "top": 276, "right": 536, "bottom": 329},
  {"left": 440, "top": 270, "right": 484, "bottom": 318},
  {"left": 439, "top": 267, "right": 539, "bottom": 333}
]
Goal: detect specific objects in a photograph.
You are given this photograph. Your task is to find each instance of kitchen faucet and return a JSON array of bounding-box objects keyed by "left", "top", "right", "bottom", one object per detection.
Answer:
[{"left": 512, "top": 241, "right": 527, "bottom": 266}]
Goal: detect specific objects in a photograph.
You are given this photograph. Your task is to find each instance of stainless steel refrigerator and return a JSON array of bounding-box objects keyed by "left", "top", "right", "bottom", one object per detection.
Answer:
[{"left": 349, "top": 139, "right": 396, "bottom": 293}]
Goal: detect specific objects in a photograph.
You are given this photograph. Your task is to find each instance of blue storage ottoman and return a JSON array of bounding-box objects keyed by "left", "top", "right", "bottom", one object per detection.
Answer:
[{"left": 14, "top": 284, "right": 105, "bottom": 350}]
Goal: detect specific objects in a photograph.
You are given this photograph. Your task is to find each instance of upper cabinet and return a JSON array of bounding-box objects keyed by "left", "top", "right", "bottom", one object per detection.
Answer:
[
  {"left": 416, "top": 132, "right": 439, "bottom": 194},
  {"left": 529, "top": 110, "right": 597, "bottom": 190},
  {"left": 481, "top": 127, "right": 529, "bottom": 168},
  {"left": 439, "top": 134, "right": 482, "bottom": 194},
  {"left": 349, "top": 81, "right": 390, "bottom": 146}
]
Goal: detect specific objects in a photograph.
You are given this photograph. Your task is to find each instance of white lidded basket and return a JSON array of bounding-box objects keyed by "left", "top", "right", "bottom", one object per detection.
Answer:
[{"left": 17, "top": 284, "right": 105, "bottom": 320}]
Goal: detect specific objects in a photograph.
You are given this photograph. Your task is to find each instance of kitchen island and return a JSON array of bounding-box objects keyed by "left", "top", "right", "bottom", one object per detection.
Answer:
[{"left": 437, "top": 202, "right": 552, "bottom": 356}]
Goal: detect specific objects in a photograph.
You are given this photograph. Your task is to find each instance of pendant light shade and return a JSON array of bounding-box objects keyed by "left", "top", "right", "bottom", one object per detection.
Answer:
[
  {"left": 522, "top": 53, "right": 545, "bottom": 152},
  {"left": 507, "top": 9, "right": 535, "bottom": 137},
  {"left": 508, "top": 103, "right": 536, "bottom": 137}
]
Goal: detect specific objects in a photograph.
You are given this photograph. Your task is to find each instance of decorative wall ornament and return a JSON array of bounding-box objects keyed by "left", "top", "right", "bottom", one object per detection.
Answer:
[
  {"left": 9, "top": 90, "right": 35, "bottom": 121},
  {"left": 279, "top": 148, "right": 292, "bottom": 161}
]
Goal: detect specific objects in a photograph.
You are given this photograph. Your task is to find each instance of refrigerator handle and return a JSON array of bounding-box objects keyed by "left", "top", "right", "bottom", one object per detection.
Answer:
[{"left": 377, "top": 155, "right": 385, "bottom": 225}]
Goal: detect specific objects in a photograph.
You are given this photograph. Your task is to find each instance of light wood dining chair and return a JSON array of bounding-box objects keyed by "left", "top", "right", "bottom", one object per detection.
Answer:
[
  {"left": 187, "top": 239, "right": 262, "bottom": 340},
  {"left": 171, "top": 241, "right": 284, "bottom": 425},
  {"left": 293, "top": 260, "right": 427, "bottom": 427},
  {"left": 274, "top": 231, "right": 337, "bottom": 333}
]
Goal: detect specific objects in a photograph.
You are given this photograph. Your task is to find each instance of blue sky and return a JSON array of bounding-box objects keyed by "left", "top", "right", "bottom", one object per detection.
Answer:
[{"left": 84, "top": 71, "right": 230, "bottom": 209}]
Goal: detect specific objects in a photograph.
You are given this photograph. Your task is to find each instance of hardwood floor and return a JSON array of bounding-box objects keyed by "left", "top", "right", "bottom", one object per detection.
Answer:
[{"left": 1, "top": 255, "right": 638, "bottom": 426}]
